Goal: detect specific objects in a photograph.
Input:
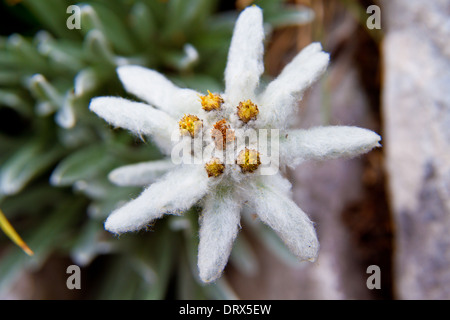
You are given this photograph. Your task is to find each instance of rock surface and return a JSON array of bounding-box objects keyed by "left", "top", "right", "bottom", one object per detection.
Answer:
[{"left": 382, "top": 0, "right": 450, "bottom": 299}]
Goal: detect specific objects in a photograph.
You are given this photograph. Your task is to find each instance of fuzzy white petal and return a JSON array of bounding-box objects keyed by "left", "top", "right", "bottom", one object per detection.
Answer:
[
  {"left": 198, "top": 187, "right": 241, "bottom": 283},
  {"left": 89, "top": 96, "right": 177, "bottom": 154},
  {"left": 259, "top": 43, "right": 329, "bottom": 127},
  {"left": 117, "top": 65, "right": 200, "bottom": 118},
  {"left": 247, "top": 174, "right": 319, "bottom": 261},
  {"left": 281, "top": 126, "right": 381, "bottom": 167},
  {"left": 108, "top": 159, "right": 176, "bottom": 187},
  {"left": 224, "top": 6, "right": 265, "bottom": 106},
  {"left": 105, "top": 165, "right": 209, "bottom": 234}
]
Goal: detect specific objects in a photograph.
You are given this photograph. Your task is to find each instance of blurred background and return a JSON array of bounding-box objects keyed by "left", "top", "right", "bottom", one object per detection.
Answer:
[{"left": 0, "top": 0, "right": 448, "bottom": 300}]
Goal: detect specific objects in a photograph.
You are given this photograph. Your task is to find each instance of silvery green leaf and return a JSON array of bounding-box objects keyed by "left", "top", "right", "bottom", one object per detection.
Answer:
[
  {"left": 141, "top": 0, "right": 167, "bottom": 24},
  {"left": 0, "top": 89, "right": 32, "bottom": 116},
  {"left": 70, "top": 220, "right": 114, "bottom": 267},
  {"left": 0, "top": 141, "right": 63, "bottom": 196},
  {"left": 74, "top": 68, "right": 107, "bottom": 97},
  {"left": 207, "top": 11, "right": 238, "bottom": 33},
  {"left": 176, "top": 253, "right": 202, "bottom": 299},
  {"left": 130, "top": 256, "right": 157, "bottom": 286},
  {"left": 55, "top": 91, "right": 77, "bottom": 129},
  {"left": 94, "top": 256, "right": 142, "bottom": 299},
  {"left": 0, "top": 184, "right": 66, "bottom": 218},
  {"left": 75, "top": 177, "right": 139, "bottom": 208},
  {"left": 129, "top": 2, "right": 156, "bottom": 46},
  {"left": 255, "top": 0, "right": 280, "bottom": 11},
  {"left": 6, "top": 34, "right": 48, "bottom": 71},
  {"left": 21, "top": 0, "right": 78, "bottom": 39},
  {"left": 35, "top": 101, "right": 58, "bottom": 116},
  {"left": 0, "top": 71, "right": 23, "bottom": 86},
  {"left": 229, "top": 233, "right": 259, "bottom": 277},
  {"left": 177, "top": 208, "right": 200, "bottom": 280},
  {"left": 0, "top": 50, "right": 20, "bottom": 67},
  {"left": 73, "top": 177, "right": 114, "bottom": 200},
  {"left": 80, "top": 3, "right": 136, "bottom": 55},
  {"left": 27, "top": 74, "right": 63, "bottom": 106},
  {"left": 142, "top": 226, "right": 175, "bottom": 299},
  {"left": 57, "top": 118, "right": 100, "bottom": 148},
  {"left": 50, "top": 145, "right": 115, "bottom": 187},
  {"left": 83, "top": 29, "right": 117, "bottom": 66},
  {"left": 168, "top": 0, "right": 214, "bottom": 29},
  {"left": 35, "top": 32, "right": 85, "bottom": 72},
  {"left": 87, "top": 198, "right": 124, "bottom": 219},
  {"left": 163, "top": 43, "right": 199, "bottom": 71},
  {"left": 163, "top": 0, "right": 212, "bottom": 39},
  {"left": 265, "top": 5, "right": 315, "bottom": 27}
]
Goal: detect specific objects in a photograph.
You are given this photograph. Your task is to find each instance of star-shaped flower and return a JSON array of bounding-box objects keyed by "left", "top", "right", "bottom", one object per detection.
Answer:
[{"left": 89, "top": 6, "right": 381, "bottom": 283}]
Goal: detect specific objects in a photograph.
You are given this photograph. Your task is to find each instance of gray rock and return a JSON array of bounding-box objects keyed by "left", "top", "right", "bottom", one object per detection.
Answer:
[{"left": 382, "top": 0, "right": 450, "bottom": 299}]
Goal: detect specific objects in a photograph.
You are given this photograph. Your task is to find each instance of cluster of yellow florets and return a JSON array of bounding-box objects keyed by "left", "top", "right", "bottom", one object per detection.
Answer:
[
  {"left": 236, "top": 148, "right": 261, "bottom": 173},
  {"left": 179, "top": 114, "right": 202, "bottom": 137},
  {"left": 199, "top": 90, "right": 224, "bottom": 112},
  {"left": 212, "top": 119, "right": 235, "bottom": 150},
  {"left": 205, "top": 157, "right": 225, "bottom": 177},
  {"left": 179, "top": 91, "right": 262, "bottom": 178},
  {"left": 237, "top": 99, "right": 259, "bottom": 123}
]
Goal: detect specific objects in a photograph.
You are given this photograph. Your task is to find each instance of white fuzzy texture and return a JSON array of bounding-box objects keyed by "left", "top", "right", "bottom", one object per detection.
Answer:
[
  {"left": 87, "top": 5, "right": 383, "bottom": 283},
  {"left": 198, "top": 187, "right": 241, "bottom": 283},
  {"left": 108, "top": 159, "right": 176, "bottom": 187},
  {"left": 247, "top": 174, "right": 319, "bottom": 261},
  {"left": 259, "top": 43, "right": 329, "bottom": 128},
  {"left": 281, "top": 126, "right": 382, "bottom": 167},
  {"left": 117, "top": 65, "right": 200, "bottom": 118},
  {"left": 89, "top": 96, "right": 177, "bottom": 154},
  {"left": 224, "top": 6, "right": 265, "bottom": 106},
  {"left": 105, "top": 165, "right": 209, "bottom": 234}
]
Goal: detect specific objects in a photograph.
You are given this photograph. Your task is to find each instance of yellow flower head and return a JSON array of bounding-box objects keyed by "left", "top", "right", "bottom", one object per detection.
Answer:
[
  {"left": 205, "top": 157, "right": 225, "bottom": 177},
  {"left": 200, "top": 90, "right": 224, "bottom": 112},
  {"left": 237, "top": 99, "right": 259, "bottom": 123},
  {"left": 236, "top": 148, "right": 261, "bottom": 173},
  {"left": 179, "top": 114, "right": 203, "bottom": 137}
]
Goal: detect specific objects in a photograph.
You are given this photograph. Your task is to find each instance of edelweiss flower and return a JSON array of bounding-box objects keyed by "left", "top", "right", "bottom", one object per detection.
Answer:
[{"left": 89, "top": 6, "right": 381, "bottom": 283}]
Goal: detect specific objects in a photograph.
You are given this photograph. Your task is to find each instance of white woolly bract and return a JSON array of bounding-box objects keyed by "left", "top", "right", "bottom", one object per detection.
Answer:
[
  {"left": 108, "top": 159, "right": 176, "bottom": 187},
  {"left": 117, "top": 65, "right": 200, "bottom": 118},
  {"left": 89, "top": 96, "right": 177, "bottom": 154},
  {"left": 247, "top": 174, "right": 319, "bottom": 261},
  {"left": 104, "top": 165, "right": 209, "bottom": 234},
  {"left": 281, "top": 126, "right": 382, "bottom": 167},
  {"left": 259, "top": 42, "right": 329, "bottom": 128},
  {"left": 198, "top": 187, "right": 242, "bottom": 283},
  {"left": 87, "top": 4, "right": 383, "bottom": 284},
  {"left": 224, "top": 6, "right": 264, "bottom": 107}
]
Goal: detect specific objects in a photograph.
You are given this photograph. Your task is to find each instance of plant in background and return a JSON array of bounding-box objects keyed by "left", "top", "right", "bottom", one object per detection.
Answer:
[
  {"left": 90, "top": 6, "right": 380, "bottom": 283},
  {"left": 0, "top": 0, "right": 320, "bottom": 299}
]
